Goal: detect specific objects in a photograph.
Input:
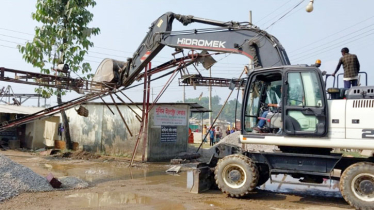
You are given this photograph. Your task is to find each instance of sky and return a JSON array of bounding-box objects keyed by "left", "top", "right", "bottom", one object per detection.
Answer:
[{"left": 0, "top": 0, "right": 373, "bottom": 107}]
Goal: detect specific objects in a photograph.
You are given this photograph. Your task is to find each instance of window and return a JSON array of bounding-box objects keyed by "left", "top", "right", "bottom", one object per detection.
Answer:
[
  {"left": 265, "top": 81, "right": 282, "bottom": 111},
  {"left": 244, "top": 80, "right": 264, "bottom": 132},
  {"left": 285, "top": 71, "right": 324, "bottom": 133},
  {"left": 243, "top": 73, "right": 282, "bottom": 133},
  {"left": 287, "top": 72, "right": 323, "bottom": 107}
]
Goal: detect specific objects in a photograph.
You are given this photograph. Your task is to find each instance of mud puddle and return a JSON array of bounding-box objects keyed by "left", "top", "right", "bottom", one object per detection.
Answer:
[
  {"left": 65, "top": 191, "right": 186, "bottom": 209},
  {"left": 41, "top": 161, "right": 188, "bottom": 188},
  {"left": 260, "top": 174, "right": 341, "bottom": 198}
]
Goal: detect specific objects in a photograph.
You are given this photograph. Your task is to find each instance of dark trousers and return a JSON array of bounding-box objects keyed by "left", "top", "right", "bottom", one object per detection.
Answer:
[
  {"left": 210, "top": 137, "right": 214, "bottom": 146},
  {"left": 344, "top": 79, "right": 357, "bottom": 89}
]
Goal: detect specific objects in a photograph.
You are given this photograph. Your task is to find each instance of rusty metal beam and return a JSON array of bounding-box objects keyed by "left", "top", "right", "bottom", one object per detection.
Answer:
[
  {"left": 142, "top": 64, "right": 152, "bottom": 162},
  {"left": 114, "top": 93, "right": 142, "bottom": 121},
  {"left": 0, "top": 91, "right": 105, "bottom": 132},
  {"left": 99, "top": 95, "right": 115, "bottom": 115},
  {"left": 0, "top": 67, "right": 115, "bottom": 93},
  {"left": 118, "top": 90, "right": 143, "bottom": 111},
  {"left": 108, "top": 92, "right": 133, "bottom": 137},
  {"left": 179, "top": 75, "right": 245, "bottom": 87}
]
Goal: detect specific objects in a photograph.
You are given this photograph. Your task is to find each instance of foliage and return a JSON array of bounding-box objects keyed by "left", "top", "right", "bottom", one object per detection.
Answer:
[
  {"left": 178, "top": 95, "right": 242, "bottom": 123},
  {"left": 18, "top": 0, "right": 100, "bottom": 97}
]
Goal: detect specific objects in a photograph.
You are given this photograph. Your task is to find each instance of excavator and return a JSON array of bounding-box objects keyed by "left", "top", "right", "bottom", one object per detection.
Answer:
[
  {"left": 1, "top": 12, "right": 373, "bottom": 209},
  {"left": 90, "top": 12, "right": 374, "bottom": 209}
]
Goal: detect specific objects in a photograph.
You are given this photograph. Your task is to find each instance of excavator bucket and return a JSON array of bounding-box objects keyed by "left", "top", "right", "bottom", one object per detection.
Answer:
[
  {"left": 91, "top": 58, "right": 127, "bottom": 89},
  {"left": 198, "top": 50, "right": 216, "bottom": 70},
  {"left": 188, "top": 165, "right": 214, "bottom": 194}
]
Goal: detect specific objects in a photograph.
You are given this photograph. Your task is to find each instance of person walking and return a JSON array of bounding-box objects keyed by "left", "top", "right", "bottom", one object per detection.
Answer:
[
  {"left": 332, "top": 47, "right": 360, "bottom": 88},
  {"left": 209, "top": 126, "right": 215, "bottom": 146},
  {"left": 226, "top": 127, "right": 230, "bottom": 136},
  {"left": 215, "top": 127, "right": 221, "bottom": 143},
  {"left": 230, "top": 127, "right": 235, "bottom": 134},
  {"left": 203, "top": 125, "right": 207, "bottom": 143}
]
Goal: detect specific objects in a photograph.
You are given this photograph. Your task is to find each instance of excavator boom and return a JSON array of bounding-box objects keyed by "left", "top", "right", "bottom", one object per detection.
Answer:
[{"left": 111, "top": 12, "right": 290, "bottom": 87}]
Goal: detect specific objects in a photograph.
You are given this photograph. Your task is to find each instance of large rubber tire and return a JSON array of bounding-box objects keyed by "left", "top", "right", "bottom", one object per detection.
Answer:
[
  {"left": 340, "top": 162, "right": 374, "bottom": 210},
  {"left": 214, "top": 154, "right": 259, "bottom": 197}
]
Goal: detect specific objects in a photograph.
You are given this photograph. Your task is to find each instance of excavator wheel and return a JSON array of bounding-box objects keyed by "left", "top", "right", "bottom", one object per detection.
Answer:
[
  {"left": 340, "top": 162, "right": 374, "bottom": 210},
  {"left": 214, "top": 154, "right": 259, "bottom": 197}
]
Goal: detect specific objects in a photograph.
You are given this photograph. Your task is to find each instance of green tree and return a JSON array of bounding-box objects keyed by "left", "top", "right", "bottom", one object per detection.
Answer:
[
  {"left": 181, "top": 96, "right": 221, "bottom": 119},
  {"left": 221, "top": 99, "right": 242, "bottom": 123},
  {"left": 18, "top": 0, "right": 100, "bottom": 149},
  {"left": 179, "top": 95, "right": 242, "bottom": 123}
]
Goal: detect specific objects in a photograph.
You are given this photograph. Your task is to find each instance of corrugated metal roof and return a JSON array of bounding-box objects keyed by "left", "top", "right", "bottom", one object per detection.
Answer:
[{"left": 0, "top": 105, "right": 44, "bottom": 114}]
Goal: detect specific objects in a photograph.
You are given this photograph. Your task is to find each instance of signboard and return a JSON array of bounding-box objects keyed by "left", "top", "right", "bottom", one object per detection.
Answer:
[
  {"left": 153, "top": 106, "right": 187, "bottom": 126},
  {"left": 161, "top": 126, "right": 177, "bottom": 142}
]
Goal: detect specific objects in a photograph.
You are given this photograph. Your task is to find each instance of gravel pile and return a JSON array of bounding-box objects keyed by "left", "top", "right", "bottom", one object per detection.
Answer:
[
  {"left": 0, "top": 153, "right": 53, "bottom": 202},
  {"left": 59, "top": 177, "right": 89, "bottom": 190},
  {"left": 0, "top": 154, "right": 90, "bottom": 202},
  {"left": 197, "top": 131, "right": 277, "bottom": 160}
]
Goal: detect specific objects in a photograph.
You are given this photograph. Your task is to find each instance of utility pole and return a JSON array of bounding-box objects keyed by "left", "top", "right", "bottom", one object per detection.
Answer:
[
  {"left": 209, "top": 68, "right": 212, "bottom": 126},
  {"left": 183, "top": 85, "right": 185, "bottom": 103}
]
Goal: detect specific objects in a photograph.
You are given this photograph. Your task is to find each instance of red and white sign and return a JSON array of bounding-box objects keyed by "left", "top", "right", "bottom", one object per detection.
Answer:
[
  {"left": 140, "top": 51, "right": 151, "bottom": 63},
  {"left": 153, "top": 106, "right": 187, "bottom": 126}
]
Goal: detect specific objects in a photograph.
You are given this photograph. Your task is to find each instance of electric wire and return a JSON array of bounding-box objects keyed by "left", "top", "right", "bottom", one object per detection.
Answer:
[
  {"left": 255, "top": 0, "right": 294, "bottom": 26},
  {"left": 292, "top": 29, "right": 374, "bottom": 62},
  {"left": 290, "top": 23, "right": 374, "bottom": 58},
  {"left": 0, "top": 27, "right": 255, "bottom": 67},
  {"left": 264, "top": 0, "right": 306, "bottom": 30},
  {"left": 289, "top": 15, "right": 374, "bottom": 54}
]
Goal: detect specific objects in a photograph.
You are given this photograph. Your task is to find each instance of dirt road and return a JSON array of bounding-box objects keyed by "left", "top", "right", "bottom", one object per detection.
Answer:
[{"left": 0, "top": 150, "right": 352, "bottom": 210}]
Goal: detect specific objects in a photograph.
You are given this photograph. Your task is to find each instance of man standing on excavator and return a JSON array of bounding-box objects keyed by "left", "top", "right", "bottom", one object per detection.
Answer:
[{"left": 332, "top": 47, "right": 360, "bottom": 88}]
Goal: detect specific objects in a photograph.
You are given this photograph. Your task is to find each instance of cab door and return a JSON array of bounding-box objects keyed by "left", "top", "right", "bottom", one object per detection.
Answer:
[{"left": 283, "top": 68, "right": 328, "bottom": 136}]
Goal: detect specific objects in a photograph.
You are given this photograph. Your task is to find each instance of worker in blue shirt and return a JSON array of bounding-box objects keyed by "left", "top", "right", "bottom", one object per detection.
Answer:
[{"left": 209, "top": 127, "right": 215, "bottom": 146}]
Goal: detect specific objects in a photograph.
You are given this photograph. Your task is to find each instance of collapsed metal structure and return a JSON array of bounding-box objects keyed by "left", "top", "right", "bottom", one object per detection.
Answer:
[
  {"left": 0, "top": 51, "right": 245, "bottom": 165},
  {"left": 1, "top": 12, "right": 275, "bottom": 164},
  {"left": 0, "top": 85, "right": 42, "bottom": 106}
]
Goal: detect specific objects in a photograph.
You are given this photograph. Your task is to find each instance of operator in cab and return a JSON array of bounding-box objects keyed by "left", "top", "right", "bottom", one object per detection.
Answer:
[
  {"left": 332, "top": 47, "right": 360, "bottom": 88},
  {"left": 253, "top": 87, "right": 282, "bottom": 134}
]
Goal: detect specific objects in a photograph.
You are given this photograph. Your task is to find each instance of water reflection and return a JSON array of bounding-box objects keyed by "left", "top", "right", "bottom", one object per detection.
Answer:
[
  {"left": 66, "top": 192, "right": 151, "bottom": 207},
  {"left": 40, "top": 162, "right": 188, "bottom": 188},
  {"left": 260, "top": 174, "right": 342, "bottom": 198}
]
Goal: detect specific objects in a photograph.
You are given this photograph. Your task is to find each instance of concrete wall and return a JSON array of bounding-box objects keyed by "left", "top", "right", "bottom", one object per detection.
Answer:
[
  {"left": 66, "top": 104, "right": 143, "bottom": 159},
  {"left": 147, "top": 104, "right": 189, "bottom": 162},
  {"left": 24, "top": 116, "right": 60, "bottom": 149},
  {"left": 66, "top": 103, "right": 190, "bottom": 161}
]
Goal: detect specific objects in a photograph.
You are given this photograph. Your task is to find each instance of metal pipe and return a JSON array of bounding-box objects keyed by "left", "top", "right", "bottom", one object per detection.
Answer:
[
  {"left": 196, "top": 66, "right": 248, "bottom": 152},
  {"left": 99, "top": 95, "right": 115, "bottom": 115},
  {"left": 109, "top": 92, "right": 133, "bottom": 137},
  {"left": 118, "top": 90, "right": 143, "bottom": 111},
  {"left": 114, "top": 93, "right": 142, "bottom": 121},
  {"left": 142, "top": 63, "right": 152, "bottom": 162},
  {"left": 130, "top": 63, "right": 149, "bottom": 166},
  {"left": 174, "top": 14, "right": 241, "bottom": 27}
]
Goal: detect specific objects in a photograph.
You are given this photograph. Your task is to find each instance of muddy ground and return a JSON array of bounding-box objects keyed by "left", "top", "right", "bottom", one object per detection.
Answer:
[{"left": 0, "top": 150, "right": 352, "bottom": 210}]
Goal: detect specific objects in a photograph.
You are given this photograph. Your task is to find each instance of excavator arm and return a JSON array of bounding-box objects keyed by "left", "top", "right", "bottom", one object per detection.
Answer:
[
  {"left": 0, "top": 12, "right": 291, "bottom": 132},
  {"left": 117, "top": 12, "right": 291, "bottom": 87}
]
